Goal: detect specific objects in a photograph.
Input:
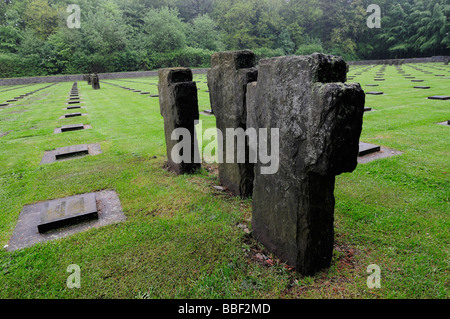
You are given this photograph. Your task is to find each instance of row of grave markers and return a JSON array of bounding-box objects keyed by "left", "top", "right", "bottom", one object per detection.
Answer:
[
  {"left": 0, "top": 83, "right": 58, "bottom": 108},
  {"left": 7, "top": 80, "right": 126, "bottom": 251},
  {"left": 157, "top": 51, "right": 449, "bottom": 275},
  {"left": 348, "top": 63, "right": 450, "bottom": 126}
]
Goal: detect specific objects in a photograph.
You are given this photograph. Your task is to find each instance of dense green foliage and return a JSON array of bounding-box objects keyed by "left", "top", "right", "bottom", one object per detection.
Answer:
[{"left": 0, "top": 0, "right": 449, "bottom": 77}]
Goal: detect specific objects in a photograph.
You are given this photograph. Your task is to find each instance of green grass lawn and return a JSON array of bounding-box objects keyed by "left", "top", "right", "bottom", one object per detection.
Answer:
[{"left": 0, "top": 64, "right": 448, "bottom": 299}]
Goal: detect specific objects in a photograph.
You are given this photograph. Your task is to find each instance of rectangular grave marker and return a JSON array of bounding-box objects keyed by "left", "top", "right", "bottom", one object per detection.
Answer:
[
  {"left": 64, "top": 112, "right": 82, "bottom": 118},
  {"left": 366, "top": 91, "right": 384, "bottom": 95},
  {"left": 55, "top": 144, "right": 89, "bottom": 160},
  {"left": 37, "top": 193, "right": 98, "bottom": 233},
  {"left": 61, "top": 124, "right": 85, "bottom": 132},
  {"left": 428, "top": 96, "right": 450, "bottom": 100},
  {"left": 359, "top": 142, "right": 381, "bottom": 156}
]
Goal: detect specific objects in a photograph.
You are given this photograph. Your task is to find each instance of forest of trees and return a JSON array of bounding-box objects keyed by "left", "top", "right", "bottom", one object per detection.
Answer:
[{"left": 0, "top": 0, "right": 449, "bottom": 77}]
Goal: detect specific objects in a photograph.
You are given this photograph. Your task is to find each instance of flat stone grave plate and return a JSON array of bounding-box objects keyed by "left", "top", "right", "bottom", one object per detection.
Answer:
[
  {"left": 6, "top": 190, "right": 126, "bottom": 251},
  {"left": 6, "top": 99, "right": 17, "bottom": 102},
  {"left": 358, "top": 144, "right": 404, "bottom": 164},
  {"left": 366, "top": 84, "right": 379, "bottom": 87},
  {"left": 40, "top": 143, "right": 102, "bottom": 164},
  {"left": 411, "top": 80, "right": 424, "bottom": 82},
  {"left": 67, "top": 100, "right": 81, "bottom": 104},
  {"left": 374, "top": 79, "right": 385, "bottom": 81},
  {"left": 37, "top": 192, "right": 98, "bottom": 233},
  {"left": 150, "top": 95, "right": 159, "bottom": 97},
  {"left": 61, "top": 124, "right": 84, "bottom": 132},
  {"left": 414, "top": 86, "right": 430, "bottom": 89},
  {"left": 140, "top": 92, "right": 150, "bottom": 94},
  {"left": 54, "top": 124, "right": 91, "bottom": 134},
  {"left": 364, "top": 107, "right": 372, "bottom": 112},
  {"left": 64, "top": 112, "right": 82, "bottom": 118},
  {"left": 201, "top": 109, "right": 214, "bottom": 116},
  {"left": 55, "top": 144, "right": 89, "bottom": 160},
  {"left": 366, "top": 91, "right": 384, "bottom": 95},
  {"left": 0, "top": 103, "right": 9, "bottom": 107},
  {"left": 358, "top": 142, "right": 381, "bottom": 156},
  {"left": 66, "top": 105, "right": 82, "bottom": 110},
  {"left": 428, "top": 96, "right": 450, "bottom": 100}
]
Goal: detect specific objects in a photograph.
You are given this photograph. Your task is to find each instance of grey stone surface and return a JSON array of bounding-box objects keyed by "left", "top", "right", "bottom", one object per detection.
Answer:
[
  {"left": 7, "top": 190, "right": 126, "bottom": 251},
  {"left": 54, "top": 144, "right": 89, "bottom": 160},
  {"left": 63, "top": 112, "right": 83, "bottom": 118},
  {"left": 92, "top": 73, "right": 100, "bottom": 89},
  {"left": 358, "top": 142, "right": 381, "bottom": 156},
  {"left": 247, "top": 53, "right": 364, "bottom": 275},
  {"left": 61, "top": 124, "right": 85, "bottom": 132},
  {"left": 358, "top": 145, "right": 403, "bottom": 164},
  {"left": 428, "top": 96, "right": 450, "bottom": 100},
  {"left": 54, "top": 124, "right": 91, "bottom": 134},
  {"left": 207, "top": 50, "right": 258, "bottom": 198},
  {"left": 37, "top": 193, "right": 98, "bottom": 233},
  {"left": 158, "top": 67, "right": 200, "bottom": 175},
  {"left": 40, "top": 143, "right": 101, "bottom": 164},
  {"left": 366, "top": 91, "right": 384, "bottom": 95}
]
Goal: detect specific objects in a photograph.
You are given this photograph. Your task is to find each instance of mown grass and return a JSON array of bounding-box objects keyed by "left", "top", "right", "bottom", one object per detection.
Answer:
[{"left": 0, "top": 64, "right": 448, "bottom": 299}]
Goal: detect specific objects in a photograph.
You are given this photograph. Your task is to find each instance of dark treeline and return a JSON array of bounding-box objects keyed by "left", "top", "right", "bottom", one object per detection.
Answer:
[{"left": 0, "top": 0, "right": 449, "bottom": 77}]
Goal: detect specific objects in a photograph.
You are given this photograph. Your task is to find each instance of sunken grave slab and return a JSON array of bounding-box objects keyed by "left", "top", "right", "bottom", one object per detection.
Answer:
[
  {"left": 6, "top": 99, "right": 17, "bottom": 102},
  {"left": 6, "top": 190, "right": 126, "bottom": 251},
  {"left": 358, "top": 142, "right": 381, "bottom": 156},
  {"left": 61, "top": 124, "right": 85, "bottom": 132},
  {"left": 0, "top": 103, "right": 9, "bottom": 107},
  {"left": 67, "top": 100, "right": 81, "bottom": 104},
  {"left": 64, "top": 112, "right": 83, "bottom": 118},
  {"left": 54, "top": 124, "right": 91, "bottom": 134},
  {"left": 37, "top": 192, "right": 98, "bottom": 233},
  {"left": 411, "top": 80, "right": 424, "bottom": 82},
  {"left": 358, "top": 145, "right": 403, "bottom": 164},
  {"left": 40, "top": 143, "right": 102, "bottom": 164},
  {"left": 364, "top": 107, "right": 372, "bottom": 112},
  {"left": 428, "top": 96, "right": 450, "bottom": 100},
  {"left": 414, "top": 86, "right": 430, "bottom": 89},
  {"left": 366, "top": 91, "right": 384, "bottom": 95},
  {"left": 55, "top": 144, "right": 89, "bottom": 160},
  {"left": 66, "top": 105, "right": 82, "bottom": 110}
]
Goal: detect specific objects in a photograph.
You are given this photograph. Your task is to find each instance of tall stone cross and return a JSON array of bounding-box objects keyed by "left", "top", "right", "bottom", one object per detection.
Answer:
[
  {"left": 158, "top": 67, "right": 201, "bottom": 175},
  {"left": 247, "top": 53, "right": 365, "bottom": 275},
  {"left": 207, "top": 50, "right": 258, "bottom": 197}
]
